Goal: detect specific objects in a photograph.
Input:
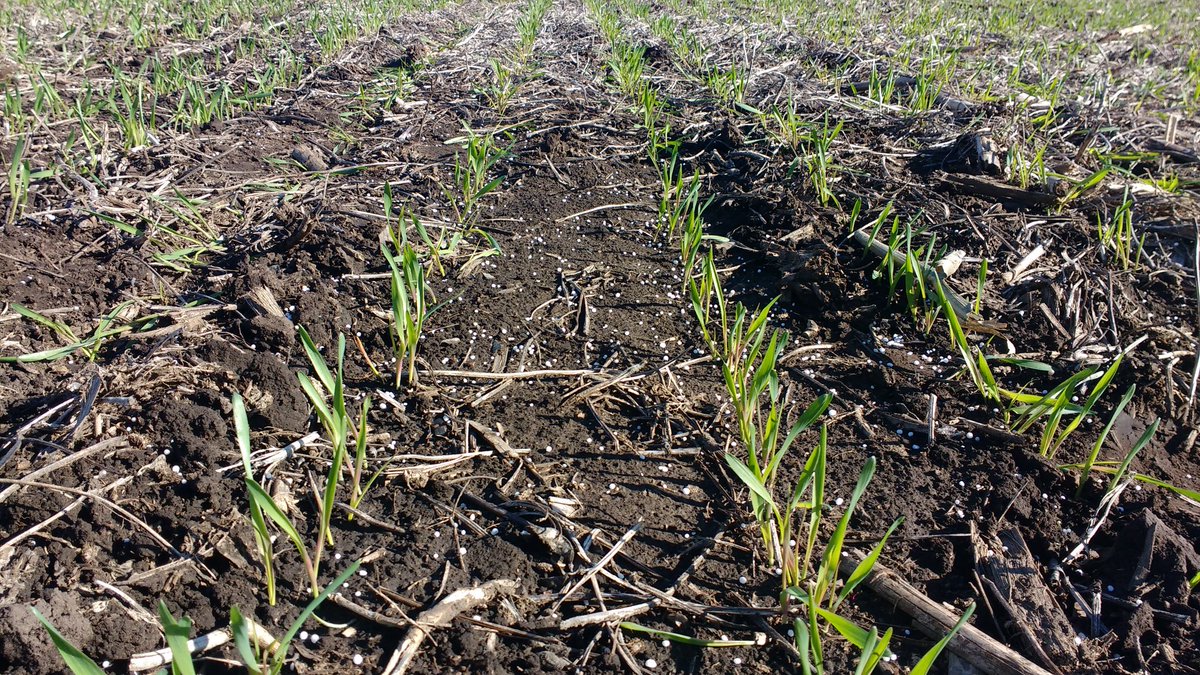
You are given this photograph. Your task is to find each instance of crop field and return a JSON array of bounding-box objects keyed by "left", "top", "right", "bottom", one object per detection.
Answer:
[{"left": 1, "top": 0, "right": 1199, "bottom": 672}]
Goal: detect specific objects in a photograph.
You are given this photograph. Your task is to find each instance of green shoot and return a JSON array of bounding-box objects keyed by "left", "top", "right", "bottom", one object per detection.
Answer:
[
  {"left": 1, "top": 302, "right": 138, "bottom": 363},
  {"left": 1097, "top": 189, "right": 1145, "bottom": 270},
  {"left": 806, "top": 115, "right": 842, "bottom": 207},
  {"left": 30, "top": 608, "right": 105, "bottom": 675},
  {"left": 1105, "top": 417, "right": 1161, "bottom": 494},
  {"left": 911, "top": 603, "right": 975, "bottom": 675},
  {"left": 445, "top": 126, "right": 506, "bottom": 225},
  {"left": 382, "top": 224, "right": 432, "bottom": 388},
  {"left": 6, "top": 138, "right": 55, "bottom": 225},
  {"left": 619, "top": 622, "right": 762, "bottom": 647},
  {"left": 236, "top": 392, "right": 290, "bottom": 603},
  {"left": 231, "top": 559, "right": 362, "bottom": 675},
  {"left": 852, "top": 626, "right": 894, "bottom": 675},
  {"left": 1075, "top": 383, "right": 1135, "bottom": 496},
  {"left": 1007, "top": 355, "right": 1122, "bottom": 458},
  {"left": 157, "top": 602, "right": 196, "bottom": 675}
]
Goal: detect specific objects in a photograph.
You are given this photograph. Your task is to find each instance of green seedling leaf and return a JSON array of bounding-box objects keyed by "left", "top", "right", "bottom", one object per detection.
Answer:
[
  {"left": 0, "top": 341, "right": 95, "bottom": 363},
  {"left": 234, "top": 394, "right": 278, "bottom": 604},
  {"left": 12, "top": 303, "right": 78, "bottom": 341},
  {"left": 477, "top": 175, "right": 506, "bottom": 199},
  {"left": 1122, "top": 473, "right": 1199, "bottom": 503},
  {"left": 793, "top": 616, "right": 813, "bottom": 675},
  {"left": 296, "top": 372, "right": 334, "bottom": 431},
  {"left": 853, "top": 627, "right": 893, "bottom": 675},
  {"left": 1107, "top": 417, "right": 1161, "bottom": 492},
  {"left": 233, "top": 393, "right": 253, "bottom": 474},
  {"left": 157, "top": 601, "right": 196, "bottom": 675},
  {"left": 272, "top": 559, "right": 362, "bottom": 673},
  {"left": 986, "top": 356, "right": 1055, "bottom": 374},
  {"left": 911, "top": 602, "right": 975, "bottom": 675},
  {"left": 814, "top": 607, "right": 881, "bottom": 653},
  {"left": 246, "top": 480, "right": 306, "bottom": 562},
  {"left": 767, "top": 395, "right": 832, "bottom": 497},
  {"left": 1049, "top": 355, "right": 1122, "bottom": 456},
  {"left": 297, "top": 326, "right": 336, "bottom": 395},
  {"left": 619, "top": 622, "right": 762, "bottom": 647},
  {"left": 1075, "top": 384, "right": 1135, "bottom": 496},
  {"left": 30, "top": 607, "right": 106, "bottom": 675},
  {"left": 229, "top": 607, "right": 264, "bottom": 675},
  {"left": 817, "top": 456, "right": 877, "bottom": 603},
  {"left": 837, "top": 517, "right": 903, "bottom": 610},
  {"left": 724, "top": 453, "right": 775, "bottom": 508},
  {"left": 1063, "top": 462, "right": 1200, "bottom": 503}
]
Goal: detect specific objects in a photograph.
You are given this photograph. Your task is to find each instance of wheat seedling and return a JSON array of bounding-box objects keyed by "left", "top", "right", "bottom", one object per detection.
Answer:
[{"left": 382, "top": 224, "right": 433, "bottom": 388}]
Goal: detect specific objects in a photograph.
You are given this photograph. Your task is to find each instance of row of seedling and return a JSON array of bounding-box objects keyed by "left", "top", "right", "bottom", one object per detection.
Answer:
[
  {"left": 684, "top": 243, "right": 972, "bottom": 672},
  {"left": 2, "top": 0, "right": 444, "bottom": 145},
  {"left": 621, "top": 0, "right": 749, "bottom": 108},
  {"left": 586, "top": 0, "right": 713, "bottom": 247},
  {"left": 35, "top": 559, "right": 360, "bottom": 675},
  {"left": 856, "top": 206, "right": 1182, "bottom": 505},
  {"left": 484, "top": 0, "right": 554, "bottom": 116},
  {"left": 584, "top": 3, "right": 975, "bottom": 666},
  {"left": 615, "top": 0, "right": 848, "bottom": 208}
]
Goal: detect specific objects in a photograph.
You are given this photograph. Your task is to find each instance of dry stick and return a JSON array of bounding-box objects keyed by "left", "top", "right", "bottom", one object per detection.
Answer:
[
  {"left": 560, "top": 601, "right": 655, "bottom": 630},
  {"left": 0, "top": 436, "right": 128, "bottom": 503},
  {"left": 128, "top": 621, "right": 277, "bottom": 673},
  {"left": 1188, "top": 220, "right": 1200, "bottom": 413},
  {"left": 561, "top": 363, "right": 642, "bottom": 404},
  {"left": 926, "top": 393, "right": 938, "bottom": 447},
  {"left": 427, "top": 367, "right": 598, "bottom": 380},
  {"left": 0, "top": 478, "right": 181, "bottom": 558},
  {"left": 95, "top": 580, "right": 157, "bottom": 624},
  {"left": 381, "top": 579, "right": 519, "bottom": 675},
  {"left": 426, "top": 356, "right": 711, "bottom": 384},
  {"left": 553, "top": 521, "right": 643, "bottom": 613},
  {"left": 554, "top": 201, "right": 653, "bottom": 223},
  {"left": 840, "top": 550, "right": 1054, "bottom": 675}
]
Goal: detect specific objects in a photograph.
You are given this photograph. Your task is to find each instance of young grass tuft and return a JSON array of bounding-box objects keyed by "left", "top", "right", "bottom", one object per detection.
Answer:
[
  {"left": 444, "top": 125, "right": 507, "bottom": 225},
  {"left": 382, "top": 223, "right": 434, "bottom": 388}
]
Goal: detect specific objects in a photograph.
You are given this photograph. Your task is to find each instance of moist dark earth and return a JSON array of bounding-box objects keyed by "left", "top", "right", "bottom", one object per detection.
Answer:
[{"left": 2, "top": 0, "right": 1200, "bottom": 673}]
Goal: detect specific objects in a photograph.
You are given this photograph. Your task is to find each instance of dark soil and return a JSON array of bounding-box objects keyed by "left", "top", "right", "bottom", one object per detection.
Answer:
[{"left": 2, "top": 0, "right": 1199, "bottom": 674}]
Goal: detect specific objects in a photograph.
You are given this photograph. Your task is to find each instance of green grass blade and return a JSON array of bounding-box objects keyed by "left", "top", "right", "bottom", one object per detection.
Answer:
[
  {"left": 814, "top": 607, "right": 877, "bottom": 652},
  {"left": 793, "top": 617, "right": 813, "bottom": 675},
  {"left": 296, "top": 372, "right": 334, "bottom": 430},
  {"left": 272, "top": 560, "right": 362, "bottom": 672},
  {"left": 836, "top": 517, "right": 903, "bottom": 610},
  {"left": 724, "top": 453, "right": 775, "bottom": 508},
  {"left": 233, "top": 394, "right": 253, "bottom": 475},
  {"left": 156, "top": 602, "right": 195, "bottom": 675},
  {"left": 246, "top": 480, "right": 306, "bottom": 563},
  {"left": 1107, "top": 417, "right": 1161, "bottom": 492},
  {"left": 619, "top": 622, "right": 761, "bottom": 647},
  {"left": 817, "top": 456, "right": 877, "bottom": 602},
  {"left": 12, "top": 303, "right": 79, "bottom": 341},
  {"left": 1050, "top": 355, "right": 1122, "bottom": 456},
  {"left": 296, "top": 326, "right": 336, "bottom": 395},
  {"left": 1075, "top": 384, "right": 1135, "bottom": 496},
  {"left": 229, "top": 607, "right": 264, "bottom": 675},
  {"left": 30, "top": 608, "right": 106, "bottom": 675},
  {"left": 911, "top": 602, "right": 975, "bottom": 675}
]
